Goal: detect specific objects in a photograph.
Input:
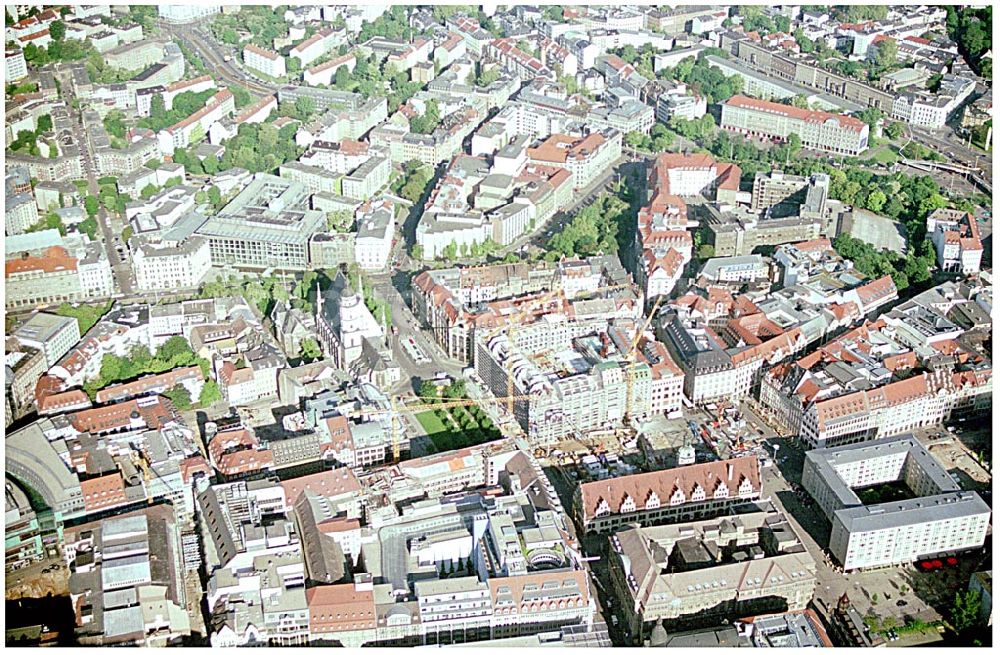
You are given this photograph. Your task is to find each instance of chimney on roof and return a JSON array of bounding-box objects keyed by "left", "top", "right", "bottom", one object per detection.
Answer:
[{"left": 728, "top": 463, "right": 734, "bottom": 481}]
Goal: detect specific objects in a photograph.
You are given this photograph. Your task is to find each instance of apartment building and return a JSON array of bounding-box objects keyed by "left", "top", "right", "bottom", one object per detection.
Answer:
[
  {"left": 609, "top": 508, "right": 816, "bottom": 637},
  {"left": 926, "top": 208, "right": 983, "bottom": 274},
  {"left": 12, "top": 312, "right": 80, "bottom": 368},
  {"left": 156, "top": 88, "right": 235, "bottom": 155},
  {"left": 303, "top": 53, "right": 355, "bottom": 87},
  {"left": 802, "top": 436, "right": 991, "bottom": 571},
  {"left": 434, "top": 33, "right": 466, "bottom": 70},
  {"left": 635, "top": 153, "right": 740, "bottom": 302},
  {"left": 413, "top": 255, "right": 636, "bottom": 361},
  {"left": 6, "top": 192, "right": 39, "bottom": 236},
  {"left": 762, "top": 301, "right": 989, "bottom": 449},
  {"left": 484, "top": 38, "right": 554, "bottom": 81},
  {"left": 697, "top": 255, "right": 769, "bottom": 284},
  {"left": 66, "top": 508, "right": 193, "bottom": 646},
  {"left": 729, "top": 39, "right": 897, "bottom": 114},
  {"left": 96, "top": 136, "right": 160, "bottom": 177},
  {"left": 658, "top": 303, "right": 807, "bottom": 405},
  {"left": 130, "top": 235, "right": 212, "bottom": 292},
  {"left": 721, "top": 96, "right": 869, "bottom": 156},
  {"left": 282, "top": 87, "right": 388, "bottom": 143},
  {"left": 241, "top": 43, "right": 285, "bottom": 79},
  {"left": 289, "top": 28, "right": 338, "bottom": 67},
  {"left": 575, "top": 457, "right": 762, "bottom": 533},
  {"left": 5, "top": 343, "right": 47, "bottom": 421},
  {"left": 893, "top": 74, "right": 976, "bottom": 128},
  {"left": 5, "top": 48, "right": 27, "bottom": 81},
  {"left": 526, "top": 129, "right": 622, "bottom": 191},
  {"left": 5, "top": 230, "right": 114, "bottom": 309},
  {"left": 354, "top": 199, "right": 395, "bottom": 271}
]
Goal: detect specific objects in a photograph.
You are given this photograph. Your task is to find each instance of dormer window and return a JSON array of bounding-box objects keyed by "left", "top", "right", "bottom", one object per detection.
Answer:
[
  {"left": 645, "top": 490, "right": 661, "bottom": 510},
  {"left": 669, "top": 487, "right": 686, "bottom": 506},
  {"left": 620, "top": 494, "right": 636, "bottom": 514},
  {"left": 714, "top": 482, "right": 729, "bottom": 499}
]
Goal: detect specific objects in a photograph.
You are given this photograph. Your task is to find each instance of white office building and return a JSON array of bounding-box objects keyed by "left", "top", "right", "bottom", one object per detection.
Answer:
[
  {"left": 803, "top": 435, "right": 991, "bottom": 571},
  {"left": 131, "top": 236, "right": 212, "bottom": 292}
]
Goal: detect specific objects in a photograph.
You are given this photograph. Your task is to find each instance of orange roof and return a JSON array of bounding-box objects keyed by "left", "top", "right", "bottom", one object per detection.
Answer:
[
  {"left": 166, "top": 74, "right": 212, "bottom": 93},
  {"left": 725, "top": 95, "right": 866, "bottom": 132},
  {"left": 94, "top": 366, "right": 201, "bottom": 404},
  {"left": 306, "top": 584, "right": 376, "bottom": 633},
  {"left": 793, "top": 238, "right": 833, "bottom": 252},
  {"left": 81, "top": 473, "right": 128, "bottom": 512},
  {"left": 244, "top": 43, "right": 281, "bottom": 61},
  {"left": 528, "top": 132, "right": 607, "bottom": 164},
  {"left": 6, "top": 246, "right": 77, "bottom": 277},
  {"left": 854, "top": 275, "right": 896, "bottom": 306}
]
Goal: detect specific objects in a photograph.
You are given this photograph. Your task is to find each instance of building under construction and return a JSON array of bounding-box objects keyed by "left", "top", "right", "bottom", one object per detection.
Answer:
[{"left": 474, "top": 316, "right": 654, "bottom": 446}]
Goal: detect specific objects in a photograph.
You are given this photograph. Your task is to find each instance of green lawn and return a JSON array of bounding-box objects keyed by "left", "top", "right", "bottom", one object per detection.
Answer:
[
  {"left": 415, "top": 410, "right": 449, "bottom": 436},
  {"left": 872, "top": 148, "right": 899, "bottom": 164},
  {"left": 415, "top": 409, "right": 502, "bottom": 453}
]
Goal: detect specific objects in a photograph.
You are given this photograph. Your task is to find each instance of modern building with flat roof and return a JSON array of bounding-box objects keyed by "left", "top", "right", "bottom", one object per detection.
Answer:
[
  {"left": 802, "top": 435, "right": 991, "bottom": 571},
  {"left": 195, "top": 173, "right": 326, "bottom": 270}
]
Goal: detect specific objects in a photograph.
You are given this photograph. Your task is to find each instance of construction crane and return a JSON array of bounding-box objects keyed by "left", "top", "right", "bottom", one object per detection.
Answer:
[
  {"left": 481, "top": 282, "right": 637, "bottom": 415},
  {"left": 623, "top": 294, "right": 665, "bottom": 425},
  {"left": 130, "top": 450, "right": 154, "bottom": 505}
]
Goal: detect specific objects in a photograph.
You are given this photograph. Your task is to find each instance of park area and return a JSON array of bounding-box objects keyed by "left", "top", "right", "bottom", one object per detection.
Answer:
[{"left": 414, "top": 379, "right": 502, "bottom": 453}]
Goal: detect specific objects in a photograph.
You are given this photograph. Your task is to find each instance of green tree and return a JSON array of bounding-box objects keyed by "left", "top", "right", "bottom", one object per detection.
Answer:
[
  {"left": 208, "top": 186, "right": 222, "bottom": 208},
  {"left": 866, "top": 189, "right": 887, "bottom": 213},
  {"left": 84, "top": 195, "right": 100, "bottom": 216},
  {"left": 874, "top": 39, "right": 898, "bottom": 70},
  {"left": 49, "top": 20, "right": 66, "bottom": 41},
  {"left": 787, "top": 133, "right": 802, "bottom": 158},
  {"left": 794, "top": 28, "right": 815, "bottom": 53},
  {"left": 36, "top": 114, "right": 52, "bottom": 133},
  {"left": 286, "top": 56, "right": 302, "bottom": 75},
  {"left": 334, "top": 65, "right": 350, "bottom": 88},
  {"left": 199, "top": 380, "right": 222, "bottom": 406},
  {"left": 164, "top": 384, "right": 192, "bottom": 410},
  {"left": 299, "top": 337, "right": 322, "bottom": 361},
  {"left": 950, "top": 589, "right": 982, "bottom": 635},
  {"left": 419, "top": 379, "right": 439, "bottom": 399}
]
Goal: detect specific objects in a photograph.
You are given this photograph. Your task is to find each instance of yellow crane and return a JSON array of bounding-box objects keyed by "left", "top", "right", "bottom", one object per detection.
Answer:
[
  {"left": 623, "top": 294, "right": 665, "bottom": 425},
  {"left": 130, "top": 450, "right": 154, "bottom": 505},
  {"left": 480, "top": 282, "right": 637, "bottom": 415}
]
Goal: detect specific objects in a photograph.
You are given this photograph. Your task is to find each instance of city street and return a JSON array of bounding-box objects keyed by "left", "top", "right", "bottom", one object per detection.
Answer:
[
  {"left": 159, "top": 21, "right": 275, "bottom": 96},
  {"left": 64, "top": 75, "right": 134, "bottom": 296}
]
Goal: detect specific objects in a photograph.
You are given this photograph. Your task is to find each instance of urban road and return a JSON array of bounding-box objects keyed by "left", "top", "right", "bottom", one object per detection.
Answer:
[
  {"left": 57, "top": 66, "right": 135, "bottom": 296},
  {"left": 159, "top": 21, "right": 276, "bottom": 96}
]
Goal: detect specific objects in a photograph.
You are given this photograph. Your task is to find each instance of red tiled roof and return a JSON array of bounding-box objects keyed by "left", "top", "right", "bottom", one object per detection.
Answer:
[
  {"left": 306, "top": 584, "right": 376, "bottom": 633},
  {"left": 578, "top": 457, "right": 761, "bottom": 522},
  {"left": 725, "top": 95, "right": 866, "bottom": 131},
  {"left": 81, "top": 473, "right": 128, "bottom": 513},
  {"left": 6, "top": 246, "right": 77, "bottom": 277},
  {"left": 280, "top": 468, "right": 360, "bottom": 508}
]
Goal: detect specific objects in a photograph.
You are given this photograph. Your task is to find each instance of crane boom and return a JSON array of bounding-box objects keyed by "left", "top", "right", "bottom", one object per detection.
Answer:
[{"left": 624, "top": 295, "right": 665, "bottom": 423}]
